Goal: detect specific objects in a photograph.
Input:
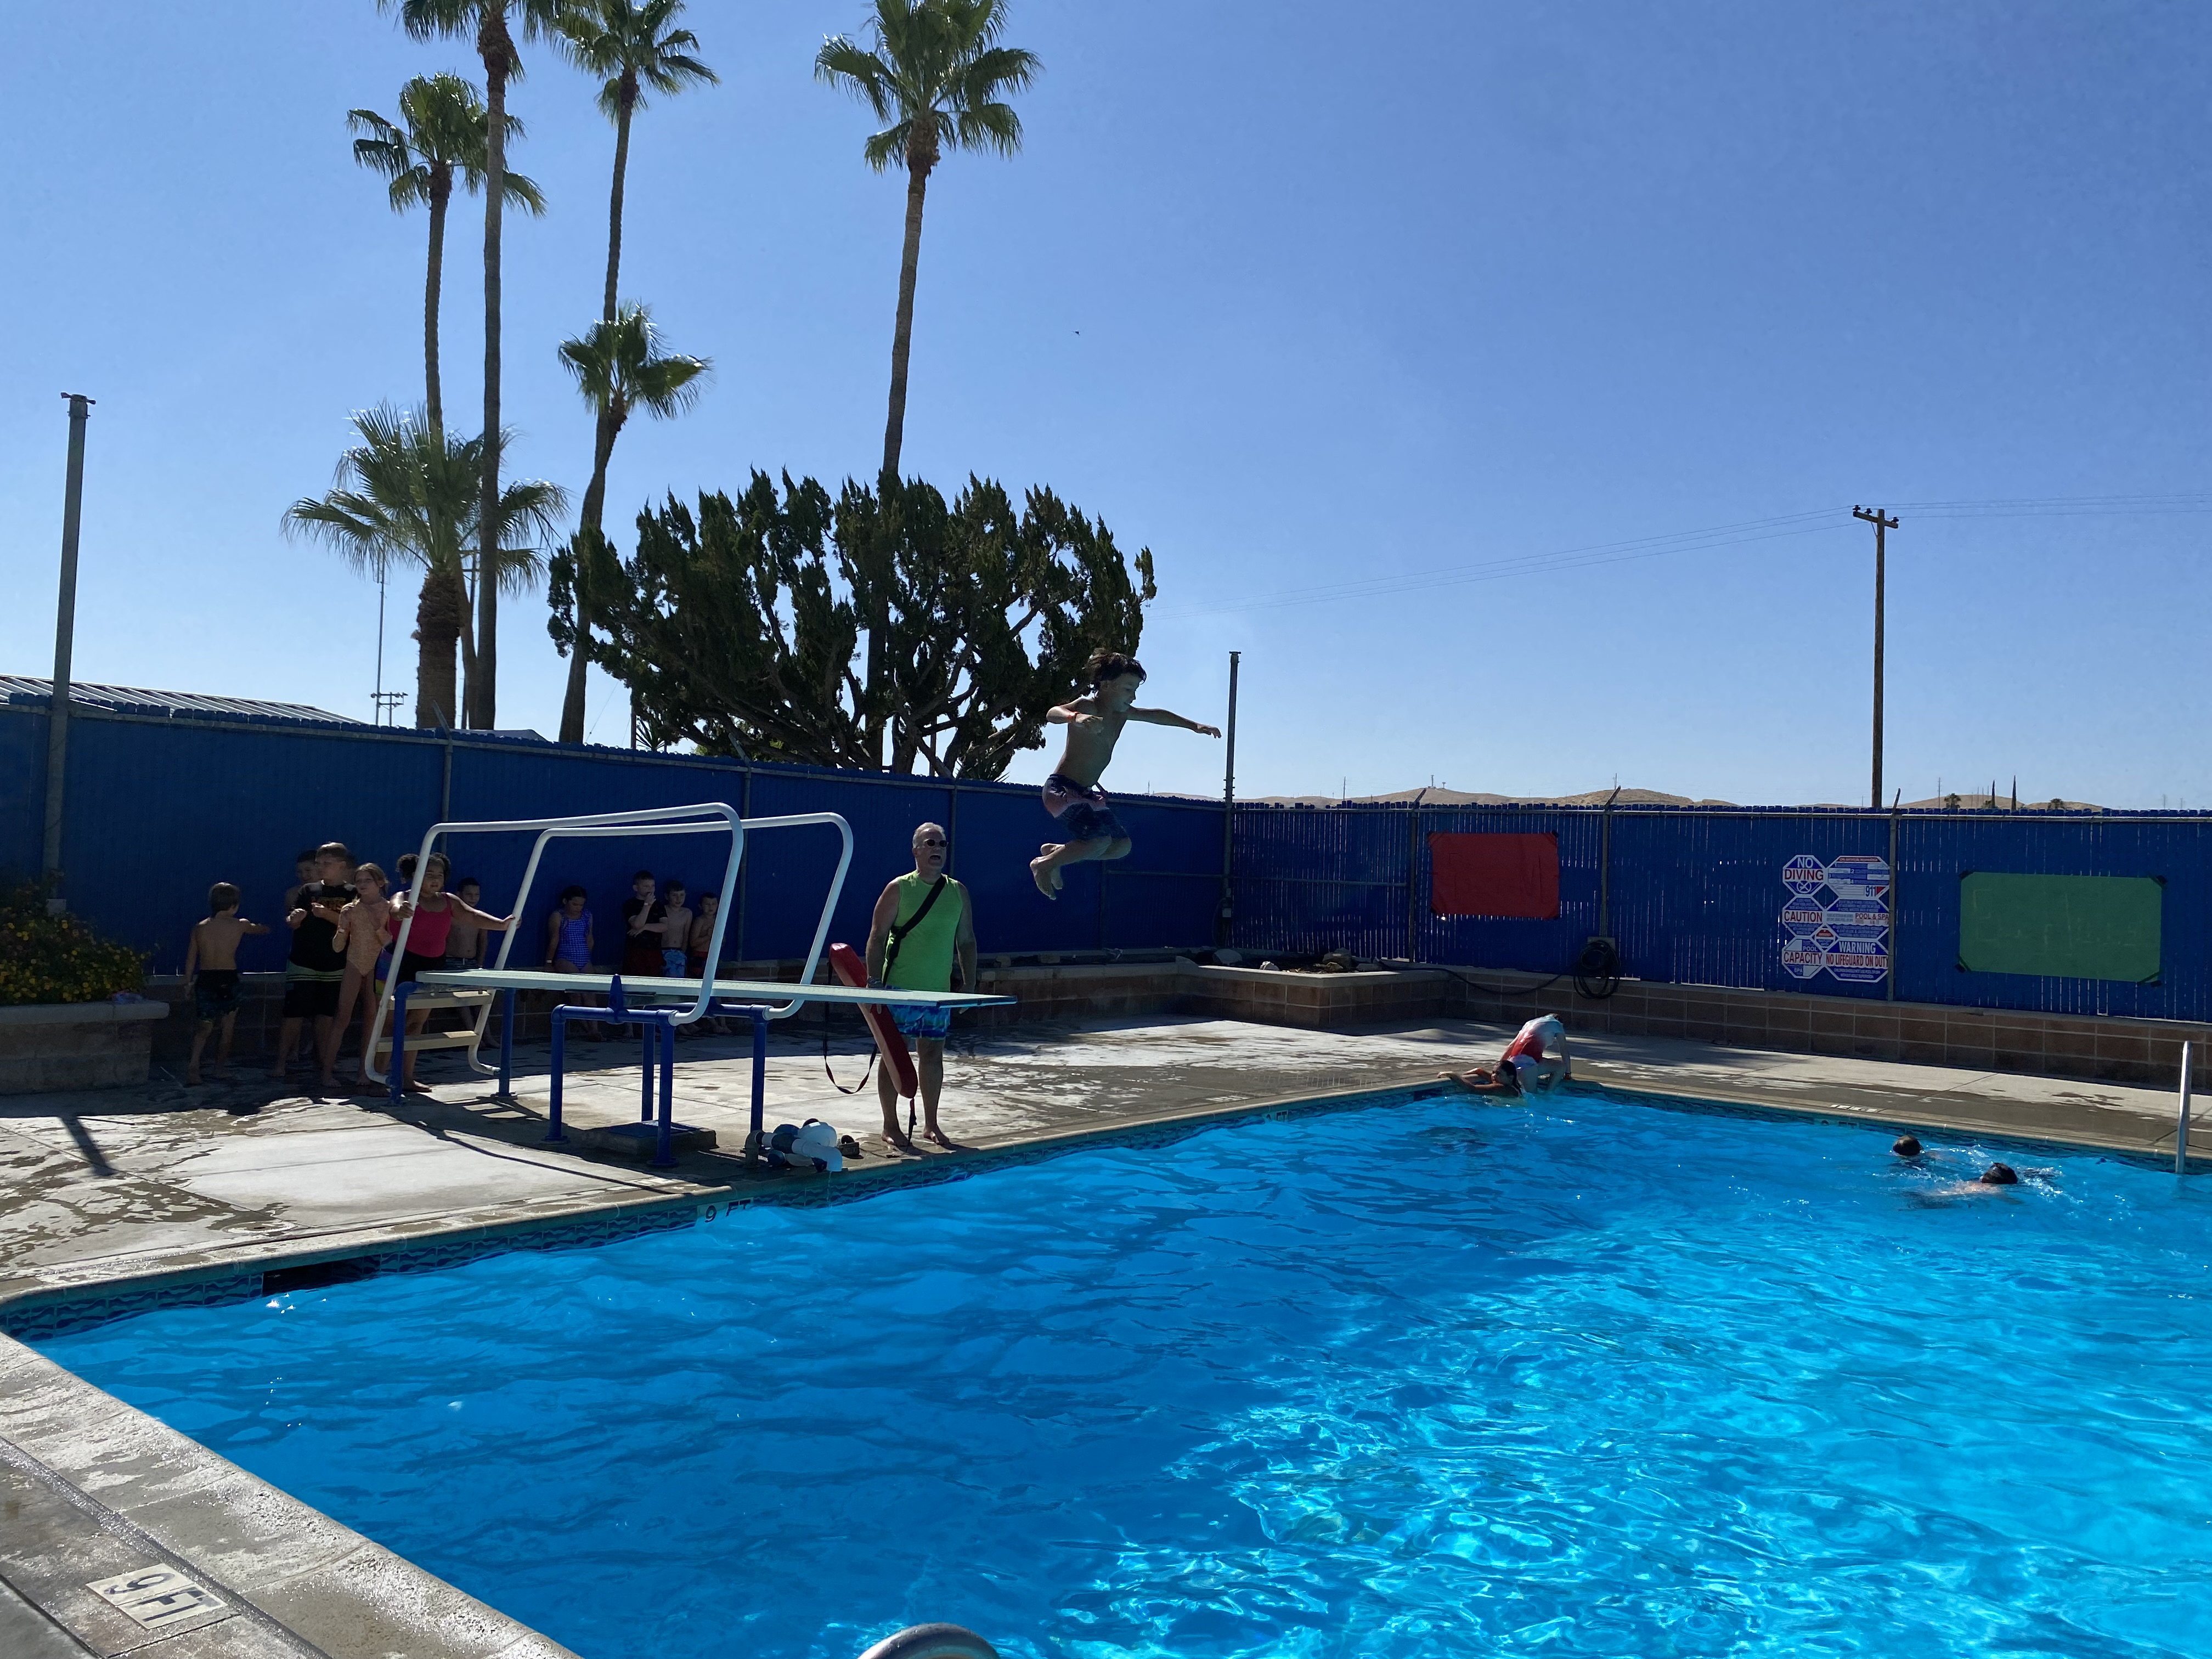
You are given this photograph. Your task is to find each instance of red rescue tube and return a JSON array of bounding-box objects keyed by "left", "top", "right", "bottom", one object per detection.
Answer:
[{"left": 830, "top": 943, "right": 919, "bottom": 1099}]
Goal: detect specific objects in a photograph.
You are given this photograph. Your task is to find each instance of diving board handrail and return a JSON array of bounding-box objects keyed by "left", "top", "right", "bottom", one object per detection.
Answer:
[{"left": 364, "top": 802, "right": 854, "bottom": 1084}]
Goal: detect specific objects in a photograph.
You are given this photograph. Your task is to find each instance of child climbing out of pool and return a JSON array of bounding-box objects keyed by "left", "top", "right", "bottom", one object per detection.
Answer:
[
  {"left": 1442, "top": 1014, "right": 1572, "bottom": 1095},
  {"left": 1031, "top": 651, "right": 1220, "bottom": 900},
  {"left": 184, "top": 883, "right": 268, "bottom": 1085}
]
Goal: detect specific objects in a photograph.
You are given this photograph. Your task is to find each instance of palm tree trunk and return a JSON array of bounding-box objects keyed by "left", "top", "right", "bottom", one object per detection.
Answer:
[
  {"left": 603, "top": 86, "right": 633, "bottom": 323},
  {"left": 414, "top": 563, "right": 466, "bottom": 730},
  {"left": 425, "top": 174, "right": 450, "bottom": 436},
  {"left": 557, "top": 413, "right": 619, "bottom": 744},
  {"left": 474, "top": 16, "right": 514, "bottom": 731},
  {"left": 864, "top": 165, "right": 930, "bottom": 770},
  {"left": 882, "top": 162, "right": 930, "bottom": 482}
]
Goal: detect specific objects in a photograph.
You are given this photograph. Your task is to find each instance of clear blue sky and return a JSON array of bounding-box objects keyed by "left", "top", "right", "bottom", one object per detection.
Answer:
[{"left": 1, "top": 1, "right": 2205, "bottom": 806}]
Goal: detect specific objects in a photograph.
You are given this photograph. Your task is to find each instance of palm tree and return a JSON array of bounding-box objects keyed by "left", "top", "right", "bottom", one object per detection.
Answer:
[
  {"left": 284, "top": 406, "right": 568, "bottom": 729},
  {"left": 550, "top": 304, "right": 708, "bottom": 742},
  {"left": 558, "top": 0, "right": 715, "bottom": 324},
  {"left": 347, "top": 74, "right": 545, "bottom": 437},
  {"left": 383, "top": 0, "right": 572, "bottom": 729},
  {"left": 815, "top": 0, "right": 1038, "bottom": 482}
]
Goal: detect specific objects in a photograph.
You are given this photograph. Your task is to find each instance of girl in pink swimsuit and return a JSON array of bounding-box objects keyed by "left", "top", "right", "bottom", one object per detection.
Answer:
[{"left": 386, "top": 853, "right": 515, "bottom": 1093}]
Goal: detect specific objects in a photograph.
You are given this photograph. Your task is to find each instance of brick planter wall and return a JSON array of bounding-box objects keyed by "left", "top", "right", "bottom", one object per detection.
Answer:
[{"left": 0, "top": 1002, "right": 168, "bottom": 1093}]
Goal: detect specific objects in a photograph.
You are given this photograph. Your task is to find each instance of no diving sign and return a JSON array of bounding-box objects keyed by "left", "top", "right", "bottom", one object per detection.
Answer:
[{"left": 1778, "top": 854, "right": 1890, "bottom": 986}]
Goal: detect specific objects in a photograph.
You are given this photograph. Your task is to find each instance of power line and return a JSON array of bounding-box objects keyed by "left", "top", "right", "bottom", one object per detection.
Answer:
[{"left": 1153, "top": 493, "right": 2211, "bottom": 621}]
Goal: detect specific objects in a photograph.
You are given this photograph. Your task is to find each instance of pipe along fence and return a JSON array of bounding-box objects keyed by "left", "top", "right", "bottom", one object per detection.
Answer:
[{"left": 5, "top": 702, "right": 2209, "bottom": 1026}]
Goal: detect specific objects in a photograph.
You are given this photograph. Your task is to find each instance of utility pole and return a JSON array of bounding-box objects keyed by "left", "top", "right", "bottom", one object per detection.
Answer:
[
  {"left": 1853, "top": 506, "right": 1899, "bottom": 811},
  {"left": 1218, "top": 651, "right": 1240, "bottom": 946},
  {"left": 42, "top": 393, "right": 94, "bottom": 912}
]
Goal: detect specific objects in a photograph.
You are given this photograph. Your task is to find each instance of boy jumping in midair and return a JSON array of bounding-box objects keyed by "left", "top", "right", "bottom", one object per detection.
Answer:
[{"left": 1031, "top": 650, "right": 1220, "bottom": 899}]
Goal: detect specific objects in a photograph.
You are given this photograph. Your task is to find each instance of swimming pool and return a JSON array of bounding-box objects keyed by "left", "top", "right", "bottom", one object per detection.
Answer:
[{"left": 37, "top": 1087, "right": 2212, "bottom": 1658}]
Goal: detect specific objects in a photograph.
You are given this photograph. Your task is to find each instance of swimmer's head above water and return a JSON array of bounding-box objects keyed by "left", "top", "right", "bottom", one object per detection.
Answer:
[
  {"left": 1978, "top": 1162, "right": 2019, "bottom": 1186},
  {"left": 1892, "top": 1135, "right": 1923, "bottom": 1159}
]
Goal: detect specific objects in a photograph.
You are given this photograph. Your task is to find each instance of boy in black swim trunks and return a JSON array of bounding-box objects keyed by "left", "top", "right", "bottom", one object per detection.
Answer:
[
  {"left": 1030, "top": 650, "right": 1220, "bottom": 899},
  {"left": 273, "top": 842, "right": 354, "bottom": 1087},
  {"left": 186, "top": 882, "right": 268, "bottom": 1084}
]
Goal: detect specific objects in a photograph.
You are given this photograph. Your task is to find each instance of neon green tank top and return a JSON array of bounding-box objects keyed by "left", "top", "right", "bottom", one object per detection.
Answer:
[{"left": 884, "top": 872, "right": 964, "bottom": 992}]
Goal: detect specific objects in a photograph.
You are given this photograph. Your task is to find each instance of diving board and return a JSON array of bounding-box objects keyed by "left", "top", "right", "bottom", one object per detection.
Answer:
[{"left": 366, "top": 803, "right": 1013, "bottom": 1167}]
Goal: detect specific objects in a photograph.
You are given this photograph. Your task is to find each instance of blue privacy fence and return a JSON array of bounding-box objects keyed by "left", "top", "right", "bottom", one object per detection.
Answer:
[
  {"left": 6, "top": 698, "right": 2209, "bottom": 1024},
  {"left": 1230, "top": 802, "right": 2212, "bottom": 1024},
  {"left": 0, "top": 706, "right": 1224, "bottom": 975}
]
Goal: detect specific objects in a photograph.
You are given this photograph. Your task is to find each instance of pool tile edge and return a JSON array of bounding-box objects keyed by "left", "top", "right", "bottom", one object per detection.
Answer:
[{"left": 0, "top": 1335, "right": 583, "bottom": 1659}]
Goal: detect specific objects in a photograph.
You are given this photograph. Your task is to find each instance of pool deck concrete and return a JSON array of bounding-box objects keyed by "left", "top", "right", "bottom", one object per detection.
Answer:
[{"left": 0, "top": 1013, "right": 2199, "bottom": 1658}]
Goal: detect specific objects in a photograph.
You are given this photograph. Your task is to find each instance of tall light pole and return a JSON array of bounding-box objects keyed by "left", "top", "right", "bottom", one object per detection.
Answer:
[
  {"left": 42, "top": 393, "right": 95, "bottom": 912},
  {"left": 1853, "top": 505, "right": 1899, "bottom": 811},
  {"left": 1218, "top": 651, "right": 1240, "bottom": 946}
]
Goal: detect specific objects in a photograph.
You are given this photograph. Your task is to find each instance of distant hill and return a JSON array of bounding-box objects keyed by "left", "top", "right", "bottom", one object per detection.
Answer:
[
  {"left": 1248, "top": 785, "right": 1735, "bottom": 808},
  {"left": 1242, "top": 786, "right": 2109, "bottom": 811}
]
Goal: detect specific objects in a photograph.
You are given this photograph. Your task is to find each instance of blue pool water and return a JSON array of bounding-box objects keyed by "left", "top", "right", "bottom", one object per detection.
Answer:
[{"left": 39, "top": 1089, "right": 2212, "bottom": 1658}]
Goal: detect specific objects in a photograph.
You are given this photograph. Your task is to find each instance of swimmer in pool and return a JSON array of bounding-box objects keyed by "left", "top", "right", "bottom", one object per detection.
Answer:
[{"left": 1911, "top": 1161, "right": 2029, "bottom": 1203}]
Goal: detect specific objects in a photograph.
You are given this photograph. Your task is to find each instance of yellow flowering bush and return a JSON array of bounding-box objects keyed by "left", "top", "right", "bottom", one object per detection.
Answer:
[{"left": 0, "top": 882, "right": 147, "bottom": 1006}]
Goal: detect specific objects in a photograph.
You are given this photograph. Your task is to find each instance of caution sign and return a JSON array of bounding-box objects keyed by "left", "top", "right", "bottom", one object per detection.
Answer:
[{"left": 1778, "top": 854, "right": 1890, "bottom": 987}]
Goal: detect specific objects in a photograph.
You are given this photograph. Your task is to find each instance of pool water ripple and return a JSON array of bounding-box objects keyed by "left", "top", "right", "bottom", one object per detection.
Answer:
[{"left": 38, "top": 1089, "right": 2212, "bottom": 1658}]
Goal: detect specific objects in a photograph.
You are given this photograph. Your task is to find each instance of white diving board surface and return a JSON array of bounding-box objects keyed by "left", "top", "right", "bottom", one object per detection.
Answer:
[{"left": 414, "top": 969, "right": 1013, "bottom": 1008}]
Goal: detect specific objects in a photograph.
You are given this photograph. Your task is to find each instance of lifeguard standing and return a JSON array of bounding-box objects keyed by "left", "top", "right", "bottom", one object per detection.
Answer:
[{"left": 866, "top": 822, "right": 977, "bottom": 1151}]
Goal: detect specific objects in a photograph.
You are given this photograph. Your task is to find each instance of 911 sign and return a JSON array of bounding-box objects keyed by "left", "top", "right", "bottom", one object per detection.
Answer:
[{"left": 1778, "top": 854, "right": 1891, "bottom": 986}]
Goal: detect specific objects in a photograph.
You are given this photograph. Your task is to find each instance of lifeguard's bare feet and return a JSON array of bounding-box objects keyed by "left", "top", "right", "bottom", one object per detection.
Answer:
[
  {"left": 884, "top": 1128, "right": 919, "bottom": 1154},
  {"left": 1030, "top": 855, "right": 1059, "bottom": 899},
  {"left": 924, "top": 1125, "right": 957, "bottom": 1150}
]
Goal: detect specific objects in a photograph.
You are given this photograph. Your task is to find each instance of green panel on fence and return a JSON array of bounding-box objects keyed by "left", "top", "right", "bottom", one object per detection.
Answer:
[{"left": 1956, "top": 873, "right": 2163, "bottom": 982}]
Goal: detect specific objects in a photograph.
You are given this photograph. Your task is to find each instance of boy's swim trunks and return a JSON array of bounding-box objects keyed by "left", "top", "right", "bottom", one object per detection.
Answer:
[
  {"left": 1043, "top": 772, "right": 1126, "bottom": 844},
  {"left": 193, "top": 969, "right": 241, "bottom": 1022}
]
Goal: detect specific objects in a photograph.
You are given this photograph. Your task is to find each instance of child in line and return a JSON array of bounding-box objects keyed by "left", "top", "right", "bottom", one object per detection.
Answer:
[
  {"left": 278, "top": 845, "right": 321, "bottom": 1071},
  {"left": 385, "top": 853, "right": 514, "bottom": 1093},
  {"left": 184, "top": 883, "right": 268, "bottom": 1085},
  {"left": 686, "top": 891, "right": 720, "bottom": 979},
  {"left": 659, "top": 881, "right": 693, "bottom": 978},
  {"left": 622, "top": 870, "right": 665, "bottom": 977},
  {"left": 545, "top": 885, "right": 600, "bottom": 1041},
  {"left": 329, "top": 863, "right": 396, "bottom": 1090},
  {"left": 548, "top": 887, "right": 594, "bottom": 970},
  {"left": 445, "top": 875, "right": 488, "bottom": 969},
  {"left": 281, "top": 847, "right": 318, "bottom": 913},
  {"left": 682, "top": 890, "right": 724, "bottom": 1036},
  {"left": 274, "top": 842, "right": 356, "bottom": 1088},
  {"left": 1031, "top": 650, "right": 1220, "bottom": 899}
]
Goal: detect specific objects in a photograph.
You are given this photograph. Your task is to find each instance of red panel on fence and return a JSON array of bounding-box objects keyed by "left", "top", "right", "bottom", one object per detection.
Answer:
[{"left": 1428, "top": 832, "right": 1559, "bottom": 918}]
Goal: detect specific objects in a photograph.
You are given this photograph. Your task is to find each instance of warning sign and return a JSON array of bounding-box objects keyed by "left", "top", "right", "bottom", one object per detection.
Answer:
[
  {"left": 1778, "top": 854, "right": 1890, "bottom": 987},
  {"left": 1782, "top": 855, "right": 1827, "bottom": 898}
]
